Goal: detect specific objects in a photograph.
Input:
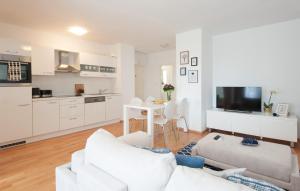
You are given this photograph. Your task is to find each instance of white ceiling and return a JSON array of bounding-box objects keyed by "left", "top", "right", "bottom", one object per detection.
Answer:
[{"left": 0, "top": 0, "right": 299, "bottom": 53}]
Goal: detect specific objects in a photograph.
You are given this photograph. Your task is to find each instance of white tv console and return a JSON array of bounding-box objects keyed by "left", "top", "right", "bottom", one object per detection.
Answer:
[{"left": 207, "top": 109, "right": 298, "bottom": 146}]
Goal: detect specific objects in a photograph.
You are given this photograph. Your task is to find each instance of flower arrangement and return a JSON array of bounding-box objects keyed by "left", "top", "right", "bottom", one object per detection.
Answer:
[
  {"left": 264, "top": 90, "right": 276, "bottom": 113},
  {"left": 163, "top": 84, "right": 175, "bottom": 101}
]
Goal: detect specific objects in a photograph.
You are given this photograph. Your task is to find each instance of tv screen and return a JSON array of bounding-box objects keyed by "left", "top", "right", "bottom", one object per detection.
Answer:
[{"left": 216, "top": 87, "right": 262, "bottom": 112}]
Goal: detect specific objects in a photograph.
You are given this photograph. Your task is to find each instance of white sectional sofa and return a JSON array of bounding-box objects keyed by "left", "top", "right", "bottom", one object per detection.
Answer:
[{"left": 56, "top": 129, "right": 254, "bottom": 191}]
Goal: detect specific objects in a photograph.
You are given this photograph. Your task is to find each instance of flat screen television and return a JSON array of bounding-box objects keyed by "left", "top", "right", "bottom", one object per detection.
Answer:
[{"left": 216, "top": 87, "right": 262, "bottom": 112}]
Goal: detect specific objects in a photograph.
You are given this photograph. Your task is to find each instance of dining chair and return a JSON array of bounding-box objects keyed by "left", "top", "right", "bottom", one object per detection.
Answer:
[
  {"left": 129, "top": 97, "right": 147, "bottom": 131},
  {"left": 145, "top": 96, "right": 155, "bottom": 105},
  {"left": 173, "top": 98, "right": 189, "bottom": 134},
  {"left": 153, "top": 101, "right": 177, "bottom": 146}
]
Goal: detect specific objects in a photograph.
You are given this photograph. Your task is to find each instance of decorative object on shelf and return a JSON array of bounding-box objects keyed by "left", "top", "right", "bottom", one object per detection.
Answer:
[
  {"left": 163, "top": 84, "right": 175, "bottom": 101},
  {"left": 276, "top": 103, "right": 289, "bottom": 117},
  {"left": 180, "top": 67, "right": 186, "bottom": 76},
  {"left": 191, "top": 57, "right": 198, "bottom": 66},
  {"left": 264, "top": 90, "right": 276, "bottom": 113},
  {"left": 188, "top": 70, "right": 198, "bottom": 83},
  {"left": 180, "top": 51, "right": 189, "bottom": 65},
  {"left": 75, "top": 84, "right": 84, "bottom": 96}
]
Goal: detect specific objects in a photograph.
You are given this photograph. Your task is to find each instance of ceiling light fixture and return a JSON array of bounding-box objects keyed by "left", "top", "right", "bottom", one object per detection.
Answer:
[{"left": 68, "top": 26, "right": 88, "bottom": 36}]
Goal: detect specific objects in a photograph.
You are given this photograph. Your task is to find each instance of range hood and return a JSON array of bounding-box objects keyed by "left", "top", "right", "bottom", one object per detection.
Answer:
[{"left": 55, "top": 51, "right": 80, "bottom": 73}]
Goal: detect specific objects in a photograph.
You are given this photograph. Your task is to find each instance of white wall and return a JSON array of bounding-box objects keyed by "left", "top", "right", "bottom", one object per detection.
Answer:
[
  {"left": 144, "top": 49, "right": 176, "bottom": 99},
  {"left": 213, "top": 19, "right": 300, "bottom": 137},
  {"left": 135, "top": 51, "right": 147, "bottom": 99},
  {"left": 32, "top": 73, "right": 113, "bottom": 96}
]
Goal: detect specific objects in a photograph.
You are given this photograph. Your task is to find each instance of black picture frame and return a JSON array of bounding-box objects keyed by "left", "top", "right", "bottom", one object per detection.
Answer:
[
  {"left": 188, "top": 70, "right": 198, "bottom": 83},
  {"left": 180, "top": 51, "right": 189, "bottom": 65},
  {"left": 191, "top": 57, "right": 198, "bottom": 66},
  {"left": 180, "top": 67, "right": 186, "bottom": 76}
]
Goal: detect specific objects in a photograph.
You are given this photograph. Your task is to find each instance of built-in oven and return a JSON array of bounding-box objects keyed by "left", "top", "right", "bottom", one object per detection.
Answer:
[{"left": 0, "top": 54, "right": 31, "bottom": 85}]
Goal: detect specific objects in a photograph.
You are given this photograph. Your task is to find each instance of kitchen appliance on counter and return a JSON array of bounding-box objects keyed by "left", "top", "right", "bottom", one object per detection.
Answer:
[
  {"left": 32, "top": 88, "right": 41, "bottom": 98},
  {"left": 75, "top": 84, "right": 84, "bottom": 96},
  {"left": 0, "top": 53, "right": 31, "bottom": 86},
  {"left": 40, "top": 90, "right": 52, "bottom": 98}
]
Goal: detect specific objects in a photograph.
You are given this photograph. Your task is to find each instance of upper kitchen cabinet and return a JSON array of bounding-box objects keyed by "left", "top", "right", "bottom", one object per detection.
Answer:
[
  {"left": 31, "top": 45, "right": 55, "bottom": 75},
  {"left": 79, "top": 52, "right": 117, "bottom": 78},
  {"left": 0, "top": 38, "right": 31, "bottom": 56}
]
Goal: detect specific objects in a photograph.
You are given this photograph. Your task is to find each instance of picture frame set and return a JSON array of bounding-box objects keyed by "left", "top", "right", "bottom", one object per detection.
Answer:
[{"left": 179, "top": 51, "right": 198, "bottom": 83}]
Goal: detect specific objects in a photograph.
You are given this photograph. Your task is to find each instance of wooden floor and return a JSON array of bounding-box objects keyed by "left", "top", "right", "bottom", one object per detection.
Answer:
[{"left": 0, "top": 122, "right": 299, "bottom": 191}]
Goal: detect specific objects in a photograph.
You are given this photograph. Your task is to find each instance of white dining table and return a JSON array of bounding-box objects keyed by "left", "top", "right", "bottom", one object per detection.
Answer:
[{"left": 123, "top": 103, "right": 165, "bottom": 146}]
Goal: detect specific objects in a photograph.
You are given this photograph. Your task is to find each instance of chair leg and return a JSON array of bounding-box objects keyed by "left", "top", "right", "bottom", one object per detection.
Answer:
[
  {"left": 162, "top": 125, "right": 167, "bottom": 147},
  {"left": 183, "top": 117, "right": 189, "bottom": 132},
  {"left": 142, "top": 119, "right": 145, "bottom": 131},
  {"left": 171, "top": 124, "right": 178, "bottom": 143}
]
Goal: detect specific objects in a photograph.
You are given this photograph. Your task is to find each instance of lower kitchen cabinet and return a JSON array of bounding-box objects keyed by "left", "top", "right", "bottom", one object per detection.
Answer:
[
  {"left": 59, "top": 98, "right": 84, "bottom": 130},
  {"left": 60, "top": 115, "right": 84, "bottom": 130},
  {"left": 33, "top": 99, "right": 60, "bottom": 136},
  {"left": 106, "top": 95, "right": 122, "bottom": 121}
]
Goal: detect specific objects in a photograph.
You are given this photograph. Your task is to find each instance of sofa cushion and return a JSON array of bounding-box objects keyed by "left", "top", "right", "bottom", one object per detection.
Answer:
[
  {"left": 118, "top": 131, "right": 151, "bottom": 148},
  {"left": 165, "top": 166, "right": 255, "bottom": 191},
  {"left": 85, "top": 129, "right": 176, "bottom": 191},
  {"left": 192, "top": 133, "right": 292, "bottom": 182},
  {"left": 77, "top": 164, "right": 128, "bottom": 191}
]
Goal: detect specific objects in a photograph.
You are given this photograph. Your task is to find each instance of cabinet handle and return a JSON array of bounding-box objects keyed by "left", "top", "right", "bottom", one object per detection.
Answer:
[
  {"left": 48, "top": 102, "right": 57, "bottom": 104},
  {"left": 69, "top": 106, "right": 77, "bottom": 109},
  {"left": 70, "top": 117, "right": 77, "bottom": 120},
  {"left": 18, "top": 104, "right": 30, "bottom": 107}
]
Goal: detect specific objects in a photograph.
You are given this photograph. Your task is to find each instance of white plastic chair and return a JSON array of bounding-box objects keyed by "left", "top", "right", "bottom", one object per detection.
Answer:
[
  {"left": 129, "top": 97, "right": 147, "bottom": 131},
  {"left": 153, "top": 101, "right": 177, "bottom": 146},
  {"left": 173, "top": 98, "right": 189, "bottom": 132},
  {"left": 145, "top": 96, "right": 155, "bottom": 105}
]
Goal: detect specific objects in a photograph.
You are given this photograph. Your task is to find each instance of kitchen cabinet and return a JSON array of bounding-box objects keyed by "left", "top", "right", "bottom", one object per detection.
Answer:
[
  {"left": 79, "top": 52, "right": 117, "bottom": 78},
  {"left": 0, "top": 38, "right": 31, "bottom": 56},
  {"left": 84, "top": 97, "right": 106, "bottom": 125},
  {"left": 105, "top": 95, "right": 122, "bottom": 121},
  {"left": 33, "top": 99, "right": 59, "bottom": 136},
  {"left": 0, "top": 87, "right": 32, "bottom": 143},
  {"left": 31, "top": 45, "right": 55, "bottom": 75},
  {"left": 59, "top": 97, "right": 84, "bottom": 130}
]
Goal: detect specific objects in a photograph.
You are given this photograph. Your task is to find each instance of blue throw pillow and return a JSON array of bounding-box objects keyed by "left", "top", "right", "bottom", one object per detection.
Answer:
[
  {"left": 227, "top": 174, "right": 285, "bottom": 191},
  {"left": 175, "top": 154, "right": 205, "bottom": 168}
]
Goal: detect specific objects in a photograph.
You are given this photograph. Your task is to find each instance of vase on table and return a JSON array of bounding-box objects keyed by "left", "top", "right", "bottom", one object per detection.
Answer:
[{"left": 166, "top": 91, "right": 172, "bottom": 101}]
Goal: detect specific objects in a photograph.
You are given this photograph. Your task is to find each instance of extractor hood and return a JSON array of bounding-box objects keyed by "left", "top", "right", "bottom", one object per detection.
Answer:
[{"left": 55, "top": 51, "right": 80, "bottom": 73}]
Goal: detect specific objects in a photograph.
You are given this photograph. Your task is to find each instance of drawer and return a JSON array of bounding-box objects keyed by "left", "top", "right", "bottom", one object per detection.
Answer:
[
  {"left": 60, "top": 104, "right": 84, "bottom": 117},
  {"left": 60, "top": 115, "right": 84, "bottom": 130},
  {"left": 60, "top": 97, "right": 84, "bottom": 105}
]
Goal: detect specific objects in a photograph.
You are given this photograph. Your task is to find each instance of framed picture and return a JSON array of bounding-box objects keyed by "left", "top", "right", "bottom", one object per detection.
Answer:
[
  {"left": 180, "top": 51, "right": 189, "bottom": 65},
  {"left": 188, "top": 70, "right": 198, "bottom": 83},
  {"left": 180, "top": 67, "right": 186, "bottom": 76},
  {"left": 276, "top": 103, "right": 289, "bottom": 117},
  {"left": 191, "top": 57, "right": 198, "bottom": 66}
]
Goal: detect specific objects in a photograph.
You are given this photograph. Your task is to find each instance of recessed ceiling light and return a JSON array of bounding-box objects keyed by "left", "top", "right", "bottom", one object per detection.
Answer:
[
  {"left": 21, "top": 45, "right": 32, "bottom": 51},
  {"left": 68, "top": 26, "right": 88, "bottom": 36}
]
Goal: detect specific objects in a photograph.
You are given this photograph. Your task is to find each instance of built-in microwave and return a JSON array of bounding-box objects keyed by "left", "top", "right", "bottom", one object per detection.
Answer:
[{"left": 0, "top": 54, "right": 31, "bottom": 85}]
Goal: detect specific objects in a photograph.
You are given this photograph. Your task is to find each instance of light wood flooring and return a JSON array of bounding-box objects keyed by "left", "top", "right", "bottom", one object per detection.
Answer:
[{"left": 0, "top": 122, "right": 299, "bottom": 191}]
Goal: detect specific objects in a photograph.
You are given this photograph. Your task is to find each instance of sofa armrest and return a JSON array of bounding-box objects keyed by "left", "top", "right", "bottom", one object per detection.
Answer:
[
  {"left": 71, "top": 149, "right": 85, "bottom": 173},
  {"left": 56, "top": 163, "right": 78, "bottom": 191},
  {"left": 118, "top": 131, "right": 151, "bottom": 148},
  {"left": 77, "top": 164, "right": 128, "bottom": 191}
]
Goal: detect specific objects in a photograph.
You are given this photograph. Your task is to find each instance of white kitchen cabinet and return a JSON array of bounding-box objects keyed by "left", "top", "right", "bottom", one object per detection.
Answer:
[
  {"left": 0, "top": 38, "right": 31, "bottom": 56},
  {"left": 33, "top": 99, "right": 59, "bottom": 136},
  {"left": 85, "top": 101, "right": 106, "bottom": 125},
  {"left": 31, "top": 45, "right": 55, "bottom": 75},
  {"left": 59, "top": 97, "right": 84, "bottom": 130},
  {"left": 0, "top": 87, "right": 32, "bottom": 144},
  {"left": 106, "top": 95, "right": 122, "bottom": 121}
]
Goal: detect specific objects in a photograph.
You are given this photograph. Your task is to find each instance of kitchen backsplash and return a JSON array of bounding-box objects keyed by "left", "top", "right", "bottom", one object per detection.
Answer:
[{"left": 32, "top": 73, "right": 115, "bottom": 96}]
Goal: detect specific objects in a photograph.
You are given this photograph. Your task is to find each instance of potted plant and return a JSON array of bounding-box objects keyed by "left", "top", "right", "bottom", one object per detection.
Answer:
[
  {"left": 163, "top": 84, "right": 175, "bottom": 101},
  {"left": 264, "top": 91, "right": 276, "bottom": 113}
]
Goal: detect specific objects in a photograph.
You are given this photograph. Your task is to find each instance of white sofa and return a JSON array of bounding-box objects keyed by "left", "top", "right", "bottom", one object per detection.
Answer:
[{"left": 56, "top": 129, "right": 254, "bottom": 191}]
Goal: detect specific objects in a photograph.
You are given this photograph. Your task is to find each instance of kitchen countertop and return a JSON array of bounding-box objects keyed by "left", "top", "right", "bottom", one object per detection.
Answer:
[{"left": 32, "top": 93, "right": 121, "bottom": 101}]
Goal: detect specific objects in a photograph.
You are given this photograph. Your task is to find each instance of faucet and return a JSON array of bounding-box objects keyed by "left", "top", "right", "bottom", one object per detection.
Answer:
[{"left": 99, "top": 89, "right": 110, "bottom": 95}]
